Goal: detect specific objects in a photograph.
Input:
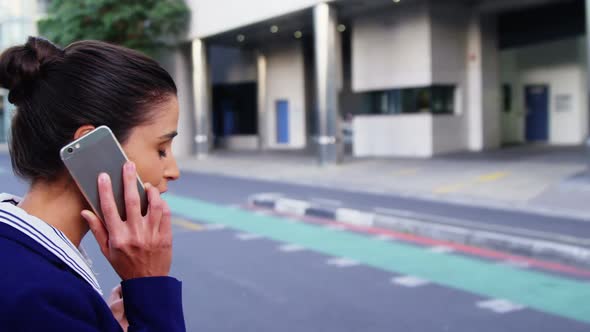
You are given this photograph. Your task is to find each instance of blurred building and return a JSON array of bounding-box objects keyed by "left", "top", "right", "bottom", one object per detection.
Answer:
[
  {"left": 0, "top": 0, "right": 586, "bottom": 163},
  {"left": 166, "top": 0, "right": 589, "bottom": 162},
  {"left": 0, "top": 0, "right": 47, "bottom": 143}
]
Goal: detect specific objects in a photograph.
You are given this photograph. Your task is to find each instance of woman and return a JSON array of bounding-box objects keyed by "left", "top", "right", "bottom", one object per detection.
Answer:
[{"left": 0, "top": 36, "right": 185, "bottom": 331}]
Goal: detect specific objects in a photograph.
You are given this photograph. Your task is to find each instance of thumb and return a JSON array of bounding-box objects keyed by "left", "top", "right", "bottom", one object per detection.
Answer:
[{"left": 82, "top": 210, "right": 109, "bottom": 256}]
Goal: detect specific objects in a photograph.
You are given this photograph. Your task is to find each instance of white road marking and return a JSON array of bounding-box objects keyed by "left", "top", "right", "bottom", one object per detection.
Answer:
[
  {"left": 476, "top": 299, "right": 526, "bottom": 314},
  {"left": 326, "top": 257, "right": 359, "bottom": 267},
  {"left": 235, "top": 233, "right": 263, "bottom": 241},
  {"left": 278, "top": 244, "right": 306, "bottom": 252},
  {"left": 429, "top": 246, "right": 455, "bottom": 254},
  {"left": 323, "top": 224, "right": 347, "bottom": 231},
  {"left": 391, "top": 276, "right": 430, "bottom": 288}
]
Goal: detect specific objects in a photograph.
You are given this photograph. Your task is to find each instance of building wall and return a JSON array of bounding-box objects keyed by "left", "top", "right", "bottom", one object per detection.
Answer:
[
  {"left": 353, "top": 114, "right": 432, "bottom": 157},
  {"left": 351, "top": 0, "right": 432, "bottom": 91},
  {"left": 157, "top": 45, "right": 196, "bottom": 158},
  {"left": 264, "top": 41, "right": 306, "bottom": 149},
  {"left": 196, "top": 42, "right": 308, "bottom": 151},
  {"left": 185, "top": 0, "right": 338, "bottom": 39},
  {"left": 430, "top": 1, "right": 470, "bottom": 154},
  {"left": 480, "top": 16, "right": 501, "bottom": 149},
  {"left": 432, "top": 114, "right": 466, "bottom": 154},
  {"left": 354, "top": 113, "right": 470, "bottom": 157},
  {"left": 430, "top": 1, "right": 468, "bottom": 85},
  {"left": 352, "top": 0, "right": 474, "bottom": 157},
  {"left": 500, "top": 37, "right": 588, "bottom": 145}
]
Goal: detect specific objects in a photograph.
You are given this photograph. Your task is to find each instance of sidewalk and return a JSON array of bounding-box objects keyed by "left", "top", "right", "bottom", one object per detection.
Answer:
[{"left": 178, "top": 145, "right": 590, "bottom": 220}]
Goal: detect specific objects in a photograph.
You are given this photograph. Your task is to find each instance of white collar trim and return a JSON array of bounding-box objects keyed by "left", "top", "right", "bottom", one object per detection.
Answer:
[{"left": 0, "top": 193, "right": 102, "bottom": 295}]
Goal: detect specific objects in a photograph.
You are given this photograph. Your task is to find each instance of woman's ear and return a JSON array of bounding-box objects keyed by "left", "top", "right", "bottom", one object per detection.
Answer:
[{"left": 73, "top": 125, "right": 96, "bottom": 140}]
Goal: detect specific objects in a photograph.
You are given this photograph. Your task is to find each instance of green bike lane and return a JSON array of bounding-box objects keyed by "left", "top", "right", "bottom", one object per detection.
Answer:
[{"left": 166, "top": 193, "right": 590, "bottom": 326}]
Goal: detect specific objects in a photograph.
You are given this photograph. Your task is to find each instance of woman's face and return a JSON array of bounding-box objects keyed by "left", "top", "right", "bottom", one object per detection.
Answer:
[{"left": 123, "top": 96, "right": 180, "bottom": 193}]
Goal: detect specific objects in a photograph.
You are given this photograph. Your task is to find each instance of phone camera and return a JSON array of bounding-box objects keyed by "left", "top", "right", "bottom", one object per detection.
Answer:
[{"left": 67, "top": 147, "right": 74, "bottom": 153}]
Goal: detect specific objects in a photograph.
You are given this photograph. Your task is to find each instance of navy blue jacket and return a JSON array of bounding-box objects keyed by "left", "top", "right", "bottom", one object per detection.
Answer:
[{"left": 0, "top": 222, "right": 186, "bottom": 331}]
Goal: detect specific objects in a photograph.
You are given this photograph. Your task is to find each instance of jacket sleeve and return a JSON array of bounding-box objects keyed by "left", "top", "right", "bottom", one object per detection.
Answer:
[
  {"left": 121, "top": 276, "right": 186, "bottom": 332},
  {"left": 7, "top": 284, "right": 123, "bottom": 332}
]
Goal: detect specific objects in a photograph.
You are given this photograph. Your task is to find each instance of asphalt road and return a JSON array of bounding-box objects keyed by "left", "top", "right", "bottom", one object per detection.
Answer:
[
  {"left": 170, "top": 170, "right": 590, "bottom": 243},
  {"left": 1, "top": 153, "right": 588, "bottom": 331}
]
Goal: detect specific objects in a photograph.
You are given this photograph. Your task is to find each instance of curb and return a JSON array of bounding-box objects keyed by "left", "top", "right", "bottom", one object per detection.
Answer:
[{"left": 248, "top": 193, "right": 590, "bottom": 268}]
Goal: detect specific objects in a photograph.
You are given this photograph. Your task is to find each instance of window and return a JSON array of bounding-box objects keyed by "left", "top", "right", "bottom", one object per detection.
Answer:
[
  {"left": 431, "top": 86, "right": 455, "bottom": 114},
  {"left": 364, "top": 85, "right": 455, "bottom": 115}
]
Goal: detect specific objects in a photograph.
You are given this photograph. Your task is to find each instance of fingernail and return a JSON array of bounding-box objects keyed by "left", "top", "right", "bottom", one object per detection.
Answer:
[
  {"left": 81, "top": 210, "right": 90, "bottom": 219},
  {"left": 99, "top": 173, "right": 109, "bottom": 183},
  {"left": 144, "top": 182, "right": 151, "bottom": 190}
]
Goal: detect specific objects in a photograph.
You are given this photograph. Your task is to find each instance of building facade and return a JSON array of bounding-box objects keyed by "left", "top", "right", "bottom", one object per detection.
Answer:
[
  {"left": 162, "top": 0, "right": 589, "bottom": 162},
  {"left": 1, "top": 0, "right": 587, "bottom": 163}
]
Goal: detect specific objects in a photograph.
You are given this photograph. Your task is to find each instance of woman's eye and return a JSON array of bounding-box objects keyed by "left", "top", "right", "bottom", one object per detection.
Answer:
[{"left": 158, "top": 149, "right": 167, "bottom": 158}]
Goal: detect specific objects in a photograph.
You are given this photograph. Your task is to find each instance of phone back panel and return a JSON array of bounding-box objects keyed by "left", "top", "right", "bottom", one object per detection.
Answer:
[{"left": 60, "top": 126, "right": 147, "bottom": 222}]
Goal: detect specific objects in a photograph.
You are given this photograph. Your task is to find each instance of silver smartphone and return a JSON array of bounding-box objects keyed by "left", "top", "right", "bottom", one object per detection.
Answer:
[{"left": 60, "top": 125, "right": 148, "bottom": 223}]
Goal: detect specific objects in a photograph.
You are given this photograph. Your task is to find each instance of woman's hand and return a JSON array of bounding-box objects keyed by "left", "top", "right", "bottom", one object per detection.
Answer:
[
  {"left": 82, "top": 161, "right": 173, "bottom": 280},
  {"left": 107, "top": 285, "right": 129, "bottom": 332}
]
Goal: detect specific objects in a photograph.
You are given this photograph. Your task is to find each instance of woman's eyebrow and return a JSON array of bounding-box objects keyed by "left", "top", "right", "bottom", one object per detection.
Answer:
[{"left": 159, "top": 131, "right": 178, "bottom": 141}]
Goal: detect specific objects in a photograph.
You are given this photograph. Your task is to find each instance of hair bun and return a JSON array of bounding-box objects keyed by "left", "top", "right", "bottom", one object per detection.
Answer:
[{"left": 0, "top": 36, "right": 63, "bottom": 105}]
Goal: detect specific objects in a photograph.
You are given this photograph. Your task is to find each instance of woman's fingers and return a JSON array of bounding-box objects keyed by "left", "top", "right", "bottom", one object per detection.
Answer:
[
  {"left": 159, "top": 200, "right": 173, "bottom": 238},
  {"left": 93, "top": 164, "right": 173, "bottom": 280},
  {"left": 123, "top": 161, "right": 141, "bottom": 222},
  {"left": 146, "top": 184, "right": 163, "bottom": 235},
  {"left": 98, "top": 173, "right": 122, "bottom": 231},
  {"left": 82, "top": 209, "right": 109, "bottom": 256}
]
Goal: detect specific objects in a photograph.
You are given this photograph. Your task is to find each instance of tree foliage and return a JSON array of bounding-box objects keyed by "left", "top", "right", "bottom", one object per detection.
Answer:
[{"left": 38, "top": 0, "right": 190, "bottom": 55}]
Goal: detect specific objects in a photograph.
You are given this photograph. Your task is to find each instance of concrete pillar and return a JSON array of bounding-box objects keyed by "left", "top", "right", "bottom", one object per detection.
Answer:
[
  {"left": 466, "top": 10, "right": 500, "bottom": 151},
  {"left": 160, "top": 44, "right": 194, "bottom": 158},
  {"left": 466, "top": 12, "right": 484, "bottom": 151},
  {"left": 191, "top": 38, "right": 211, "bottom": 157},
  {"left": 256, "top": 51, "right": 267, "bottom": 150},
  {"left": 313, "top": 3, "right": 342, "bottom": 165}
]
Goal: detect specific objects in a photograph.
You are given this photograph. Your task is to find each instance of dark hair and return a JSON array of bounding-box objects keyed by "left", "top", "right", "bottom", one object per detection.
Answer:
[{"left": 0, "top": 36, "right": 177, "bottom": 181}]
